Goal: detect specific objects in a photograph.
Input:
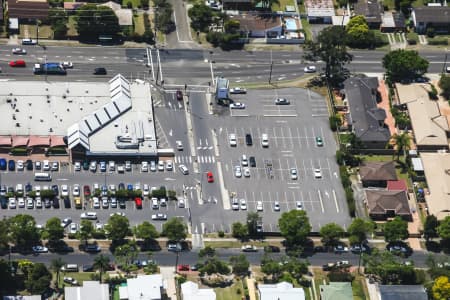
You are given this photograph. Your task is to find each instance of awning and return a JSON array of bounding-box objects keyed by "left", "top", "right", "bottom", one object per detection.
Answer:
[
  {"left": 28, "top": 135, "right": 50, "bottom": 147},
  {"left": 11, "top": 136, "right": 29, "bottom": 147},
  {"left": 0, "top": 136, "right": 12, "bottom": 146},
  {"left": 50, "top": 136, "right": 66, "bottom": 148}
]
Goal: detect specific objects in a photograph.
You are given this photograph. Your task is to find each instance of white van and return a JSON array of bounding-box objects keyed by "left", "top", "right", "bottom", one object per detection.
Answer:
[
  {"left": 176, "top": 140, "right": 183, "bottom": 151},
  {"left": 179, "top": 164, "right": 189, "bottom": 175},
  {"left": 229, "top": 134, "right": 237, "bottom": 147},
  {"left": 61, "top": 264, "right": 79, "bottom": 272},
  {"left": 261, "top": 134, "right": 269, "bottom": 148},
  {"left": 152, "top": 198, "right": 159, "bottom": 209}
]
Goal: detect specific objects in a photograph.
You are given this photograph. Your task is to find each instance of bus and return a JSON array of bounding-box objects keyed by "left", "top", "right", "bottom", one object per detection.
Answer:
[
  {"left": 33, "top": 63, "right": 67, "bottom": 75},
  {"left": 34, "top": 172, "right": 52, "bottom": 181}
]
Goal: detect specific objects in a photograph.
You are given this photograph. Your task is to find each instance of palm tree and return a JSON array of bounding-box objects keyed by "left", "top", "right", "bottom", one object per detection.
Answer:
[
  {"left": 50, "top": 258, "right": 65, "bottom": 290},
  {"left": 389, "top": 132, "right": 411, "bottom": 161},
  {"left": 93, "top": 254, "right": 110, "bottom": 283}
]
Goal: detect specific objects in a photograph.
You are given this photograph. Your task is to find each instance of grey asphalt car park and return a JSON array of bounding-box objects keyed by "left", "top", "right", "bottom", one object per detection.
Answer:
[{"left": 209, "top": 88, "right": 351, "bottom": 231}]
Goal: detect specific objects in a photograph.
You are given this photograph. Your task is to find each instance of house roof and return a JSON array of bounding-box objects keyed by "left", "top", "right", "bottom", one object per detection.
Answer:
[
  {"left": 64, "top": 281, "right": 109, "bottom": 300},
  {"left": 387, "top": 179, "right": 407, "bottom": 191},
  {"left": 382, "top": 11, "right": 406, "bottom": 28},
  {"left": 345, "top": 77, "right": 391, "bottom": 143},
  {"left": 379, "top": 285, "right": 428, "bottom": 300},
  {"left": 420, "top": 152, "right": 450, "bottom": 220},
  {"left": 231, "top": 14, "right": 282, "bottom": 32},
  {"left": 98, "top": 1, "right": 133, "bottom": 26},
  {"left": 125, "top": 274, "right": 163, "bottom": 300},
  {"left": 7, "top": 0, "right": 49, "bottom": 19},
  {"left": 412, "top": 6, "right": 450, "bottom": 24},
  {"left": 258, "top": 282, "right": 305, "bottom": 300},
  {"left": 396, "top": 83, "right": 449, "bottom": 148},
  {"left": 320, "top": 282, "right": 353, "bottom": 300},
  {"left": 365, "top": 189, "right": 411, "bottom": 216},
  {"left": 360, "top": 161, "right": 398, "bottom": 181},
  {"left": 305, "top": 0, "right": 335, "bottom": 17},
  {"left": 181, "top": 281, "right": 216, "bottom": 300},
  {"left": 354, "top": 0, "right": 382, "bottom": 23},
  {"left": 63, "top": 2, "right": 86, "bottom": 10}
]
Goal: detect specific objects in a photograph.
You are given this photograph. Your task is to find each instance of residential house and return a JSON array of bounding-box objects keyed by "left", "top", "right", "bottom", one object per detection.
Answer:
[
  {"left": 381, "top": 11, "right": 406, "bottom": 32},
  {"left": 222, "top": 0, "right": 252, "bottom": 10},
  {"left": 354, "top": 0, "right": 383, "bottom": 29},
  {"left": 4, "top": 296, "right": 41, "bottom": 300},
  {"left": 258, "top": 282, "right": 305, "bottom": 300},
  {"left": 419, "top": 152, "right": 450, "bottom": 220},
  {"left": 7, "top": 0, "right": 49, "bottom": 21},
  {"left": 387, "top": 179, "right": 408, "bottom": 192},
  {"left": 359, "top": 161, "right": 397, "bottom": 187},
  {"left": 64, "top": 2, "right": 87, "bottom": 11},
  {"left": 119, "top": 274, "right": 165, "bottom": 300},
  {"left": 365, "top": 189, "right": 412, "bottom": 221},
  {"left": 230, "top": 14, "right": 283, "bottom": 38},
  {"left": 65, "top": 281, "right": 110, "bottom": 300},
  {"left": 411, "top": 6, "right": 450, "bottom": 34},
  {"left": 319, "top": 282, "right": 353, "bottom": 300},
  {"left": 396, "top": 83, "right": 449, "bottom": 151},
  {"left": 305, "top": 0, "right": 335, "bottom": 23},
  {"left": 344, "top": 77, "right": 391, "bottom": 149},
  {"left": 181, "top": 281, "right": 216, "bottom": 300},
  {"left": 99, "top": 1, "right": 133, "bottom": 26},
  {"left": 378, "top": 284, "right": 428, "bottom": 300}
]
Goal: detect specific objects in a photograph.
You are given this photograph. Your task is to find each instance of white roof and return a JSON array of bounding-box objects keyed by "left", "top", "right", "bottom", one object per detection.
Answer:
[
  {"left": 181, "top": 281, "right": 216, "bottom": 300},
  {"left": 412, "top": 157, "right": 424, "bottom": 171},
  {"left": 104, "top": 102, "right": 121, "bottom": 119},
  {"left": 67, "top": 123, "right": 90, "bottom": 150},
  {"left": 126, "top": 274, "right": 163, "bottom": 300},
  {"left": 258, "top": 282, "right": 305, "bottom": 300},
  {"left": 94, "top": 108, "right": 110, "bottom": 125},
  {"left": 113, "top": 95, "right": 132, "bottom": 113},
  {"left": 64, "top": 281, "right": 109, "bottom": 300},
  {"left": 84, "top": 114, "right": 102, "bottom": 132}
]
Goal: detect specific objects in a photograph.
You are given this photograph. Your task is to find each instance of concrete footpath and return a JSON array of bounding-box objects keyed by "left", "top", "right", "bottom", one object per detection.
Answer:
[
  {"left": 246, "top": 277, "right": 257, "bottom": 300},
  {"left": 160, "top": 267, "right": 177, "bottom": 300}
]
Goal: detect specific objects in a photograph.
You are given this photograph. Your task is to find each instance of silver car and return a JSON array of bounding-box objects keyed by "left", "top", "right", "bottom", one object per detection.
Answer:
[{"left": 234, "top": 166, "right": 242, "bottom": 178}]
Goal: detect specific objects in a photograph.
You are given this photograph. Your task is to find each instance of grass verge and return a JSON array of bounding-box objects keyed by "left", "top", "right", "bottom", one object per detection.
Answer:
[
  {"left": 215, "top": 279, "right": 245, "bottom": 300},
  {"left": 271, "top": 0, "right": 295, "bottom": 11},
  {"left": 56, "top": 272, "right": 94, "bottom": 287},
  {"left": 204, "top": 240, "right": 283, "bottom": 249},
  {"left": 352, "top": 274, "right": 368, "bottom": 300},
  {"left": 134, "top": 14, "right": 145, "bottom": 35}
]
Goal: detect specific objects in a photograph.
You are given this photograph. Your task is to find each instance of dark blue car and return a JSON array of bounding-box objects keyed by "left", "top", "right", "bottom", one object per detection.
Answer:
[
  {"left": 127, "top": 184, "right": 133, "bottom": 191},
  {"left": 0, "top": 159, "right": 6, "bottom": 170},
  {"left": 8, "top": 160, "right": 15, "bottom": 171}
]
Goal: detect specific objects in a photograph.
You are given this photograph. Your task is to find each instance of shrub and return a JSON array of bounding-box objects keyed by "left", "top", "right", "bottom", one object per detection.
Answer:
[
  {"left": 428, "top": 38, "right": 448, "bottom": 45},
  {"left": 218, "top": 231, "right": 225, "bottom": 238},
  {"left": 426, "top": 27, "right": 435, "bottom": 38}
]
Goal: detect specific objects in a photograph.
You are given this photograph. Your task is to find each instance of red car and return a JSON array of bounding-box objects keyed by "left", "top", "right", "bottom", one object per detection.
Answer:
[
  {"left": 9, "top": 60, "right": 26, "bottom": 67},
  {"left": 207, "top": 171, "right": 214, "bottom": 183},
  {"left": 135, "top": 197, "right": 142, "bottom": 209},
  {"left": 83, "top": 185, "right": 91, "bottom": 197},
  {"left": 177, "top": 264, "right": 190, "bottom": 271},
  {"left": 176, "top": 90, "right": 183, "bottom": 101}
]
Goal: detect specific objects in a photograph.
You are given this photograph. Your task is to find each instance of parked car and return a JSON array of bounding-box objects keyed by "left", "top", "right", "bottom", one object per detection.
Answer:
[
  {"left": 241, "top": 245, "right": 257, "bottom": 252},
  {"left": 334, "top": 244, "right": 349, "bottom": 254},
  {"left": 62, "top": 61, "right": 73, "bottom": 69},
  {"left": 12, "top": 48, "right": 27, "bottom": 55},
  {"left": 229, "top": 87, "right": 247, "bottom": 94},
  {"left": 63, "top": 277, "right": 78, "bottom": 285},
  {"left": 80, "top": 212, "right": 97, "bottom": 220},
  {"left": 275, "top": 98, "right": 290, "bottom": 105},
  {"left": 32, "top": 245, "right": 48, "bottom": 253},
  {"left": 304, "top": 65, "right": 316, "bottom": 73},
  {"left": 230, "top": 102, "right": 246, "bottom": 109},
  {"left": 151, "top": 213, "right": 168, "bottom": 220},
  {"left": 22, "top": 38, "right": 37, "bottom": 45}
]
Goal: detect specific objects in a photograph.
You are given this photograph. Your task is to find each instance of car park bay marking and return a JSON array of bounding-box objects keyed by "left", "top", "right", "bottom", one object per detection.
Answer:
[{"left": 317, "top": 190, "right": 325, "bottom": 213}]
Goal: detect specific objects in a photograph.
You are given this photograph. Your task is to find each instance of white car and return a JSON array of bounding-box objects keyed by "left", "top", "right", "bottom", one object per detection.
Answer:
[
  {"left": 26, "top": 198, "right": 34, "bottom": 209},
  {"left": 18, "top": 197, "right": 25, "bottom": 208},
  {"left": 290, "top": 168, "right": 298, "bottom": 180},
  {"left": 16, "top": 184, "right": 23, "bottom": 193},
  {"left": 110, "top": 198, "right": 117, "bottom": 208},
  {"left": 143, "top": 184, "right": 150, "bottom": 196},
  {"left": 261, "top": 134, "right": 269, "bottom": 147},
  {"left": 90, "top": 161, "right": 97, "bottom": 172},
  {"left": 134, "top": 183, "right": 141, "bottom": 191},
  {"left": 110, "top": 212, "right": 125, "bottom": 217},
  {"left": 17, "top": 160, "right": 24, "bottom": 171},
  {"left": 229, "top": 134, "right": 237, "bottom": 147},
  {"left": 62, "top": 61, "right": 73, "bottom": 69},
  {"left": 241, "top": 155, "right": 248, "bottom": 166},
  {"left": 43, "top": 160, "right": 50, "bottom": 171},
  {"left": 179, "top": 164, "right": 189, "bottom": 175},
  {"left": 61, "top": 218, "right": 72, "bottom": 228},
  {"left": 296, "top": 201, "right": 303, "bottom": 210},
  {"left": 274, "top": 201, "right": 280, "bottom": 211},
  {"left": 61, "top": 185, "right": 69, "bottom": 197},
  {"left": 230, "top": 102, "right": 246, "bottom": 109},
  {"left": 72, "top": 184, "right": 80, "bottom": 196},
  {"left": 235, "top": 166, "right": 242, "bottom": 178},
  {"left": 95, "top": 222, "right": 104, "bottom": 231},
  {"left": 35, "top": 185, "right": 41, "bottom": 196},
  {"left": 74, "top": 161, "right": 81, "bottom": 171},
  {"left": 109, "top": 184, "right": 116, "bottom": 195},
  {"left": 165, "top": 160, "right": 173, "bottom": 171},
  {"left": 125, "top": 161, "right": 132, "bottom": 171},
  {"left": 69, "top": 223, "right": 78, "bottom": 234},
  {"left": 80, "top": 212, "right": 97, "bottom": 220},
  {"left": 304, "top": 65, "right": 316, "bottom": 73},
  {"left": 176, "top": 140, "right": 183, "bottom": 150},
  {"left": 9, "top": 198, "right": 16, "bottom": 209},
  {"left": 117, "top": 165, "right": 125, "bottom": 173},
  {"left": 229, "top": 87, "right": 247, "bottom": 94},
  {"left": 151, "top": 213, "right": 168, "bottom": 220},
  {"left": 314, "top": 168, "right": 322, "bottom": 178},
  {"left": 231, "top": 198, "right": 239, "bottom": 210},
  {"left": 150, "top": 161, "right": 157, "bottom": 172},
  {"left": 158, "top": 161, "right": 165, "bottom": 171},
  {"left": 141, "top": 161, "right": 149, "bottom": 172},
  {"left": 64, "top": 277, "right": 79, "bottom": 286},
  {"left": 240, "top": 199, "right": 247, "bottom": 210},
  {"left": 275, "top": 98, "right": 290, "bottom": 105},
  {"left": 51, "top": 161, "right": 59, "bottom": 171},
  {"left": 22, "top": 38, "right": 37, "bottom": 45},
  {"left": 12, "top": 48, "right": 27, "bottom": 55},
  {"left": 178, "top": 198, "right": 185, "bottom": 208},
  {"left": 102, "top": 197, "right": 109, "bottom": 208},
  {"left": 93, "top": 197, "right": 100, "bottom": 209},
  {"left": 243, "top": 167, "right": 251, "bottom": 177},
  {"left": 108, "top": 161, "right": 115, "bottom": 171},
  {"left": 32, "top": 246, "right": 48, "bottom": 253},
  {"left": 35, "top": 198, "right": 42, "bottom": 208},
  {"left": 256, "top": 201, "right": 263, "bottom": 211}
]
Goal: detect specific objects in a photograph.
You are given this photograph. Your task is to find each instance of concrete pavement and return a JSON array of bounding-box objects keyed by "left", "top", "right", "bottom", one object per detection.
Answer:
[{"left": 160, "top": 267, "right": 177, "bottom": 300}]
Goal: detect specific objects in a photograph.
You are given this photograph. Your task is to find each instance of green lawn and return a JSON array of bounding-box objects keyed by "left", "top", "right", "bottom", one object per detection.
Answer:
[
  {"left": 123, "top": 0, "right": 144, "bottom": 8},
  {"left": 301, "top": 19, "right": 312, "bottom": 41},
  {"left": 271, "top": 0, "right": 295, "bottom": 11},
  {"left": 313, "top": 269, "right": 328, "bottom": 300},
  {"left": 134, "top": 14, "right": 145, "bottom": 35},
  {"left": 67, "top": 16, "right": 78, "bottom": 37},
  {"left": 352, "top": 275, "right": 367, "bottom": 300},
  {"left": 215, "top": 280, "right": 245, "bottom": 300},
  {"left": 204, "top": 240, "right": 283, "bottom": 249},
  {"left": 56, "top": 272, "right": 94, "bottom": 288}
]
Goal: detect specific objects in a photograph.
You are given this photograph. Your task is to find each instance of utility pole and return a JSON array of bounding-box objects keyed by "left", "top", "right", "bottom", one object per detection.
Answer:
[{"left": 268, "top": 49, "right": 273, "bottom": 84}]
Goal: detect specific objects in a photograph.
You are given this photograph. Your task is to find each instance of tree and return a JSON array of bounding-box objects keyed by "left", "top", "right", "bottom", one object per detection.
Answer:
[
  {"left": 93, "top": 254, "right": 110, "bottom": 283},
  {"left": 199, "top": 258, "right": 230, "bottom": 275},
  {"left": 232, "top": 222, "right": 248, "bottom": 239},
  {"left": 134, "top": 221, "right": 159, "bottom": 242},
  {"left": 0, "top": 259, "right": 16, "bottom": 293},
  {"left": 438, "top": 216, "right": 450, "bottom": 241},
  {"left": 9, "top": 214, "right": 40, "bottom": 249},
  {"left": 0, "top": 218, "right": 10, "bottom": 252},
  {"left": 345, "top": 15, "right": 373, "bottom": 48},
  {"left": 278, "top": 210, "right": 311, "bottom": 247},
  {"left": 25, "top": 263, "right": 52, "bottom": 294},
  {"left": 188, "top": 4, "right": 214, "bottom": 32},
  {"left": 105, "top": 214, "right": 130, "bottom": 242},
  {"left": 162, "top": 217, "right": 187, "bottom": 241},
  {"left": 114, "top": 242, "right": 138, "bottom": 273},
  {"left": 48, "top": 8, "right": 68, "bottom": 39},
  {"left": 348, "top": 218, "right": 374, "bottom": 245},
  {"left": 229, "top": 254, "right": 250, "bottom": 276},
  {"left": 75, "top": 4, "right": 120, "bottom": 40},
  {"left": 320, "top": 223, "right": 344, "bottom": 247},
  {"left": 303, "top": 26, "right": 353, "bottom": 87},
  {"left": 432, "top": 276, "right": 450, "bottom": 300},
  {"left": 424, "top": 215, "right": 439, "bottom": 241},
  {"left": 384, "top": 217, "right": 409, "bottom": 243},
  {"left": 389, "top": 132, "right": 411, "bottom": 160},
  {"left": 382, "top": 49, "right": 429, "bottom": 82},
  {"left": 199, "top": 246, "right": 216, "bottom": 259},
  {"left": 50, "top": 258, "right": 65, "bottom": 289},
  {"left": 45, "top": 217, "right": 64, "bottom": 242},
  {"left": 154, "top": 0, "right": 174, "bottom": 33},
  {"left": 79, "top": 219, "right": 94, "bottom": 245},
  {"left": 261, "top": 258, "right": 283, "bottom": 281},
  {"left": 439, "top": 74, "right": 450, "bottom": 100},
  {"left": 247, "top": 212, "right": 262, "bottom": 236}
]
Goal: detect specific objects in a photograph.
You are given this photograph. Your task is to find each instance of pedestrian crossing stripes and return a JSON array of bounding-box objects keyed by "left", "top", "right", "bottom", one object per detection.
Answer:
[
  {"left": 197, "top": 146, "right": 213, "bottom": 150},
  {"left": 174, "top": 155, "right": 215, "bottom": 164}
]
